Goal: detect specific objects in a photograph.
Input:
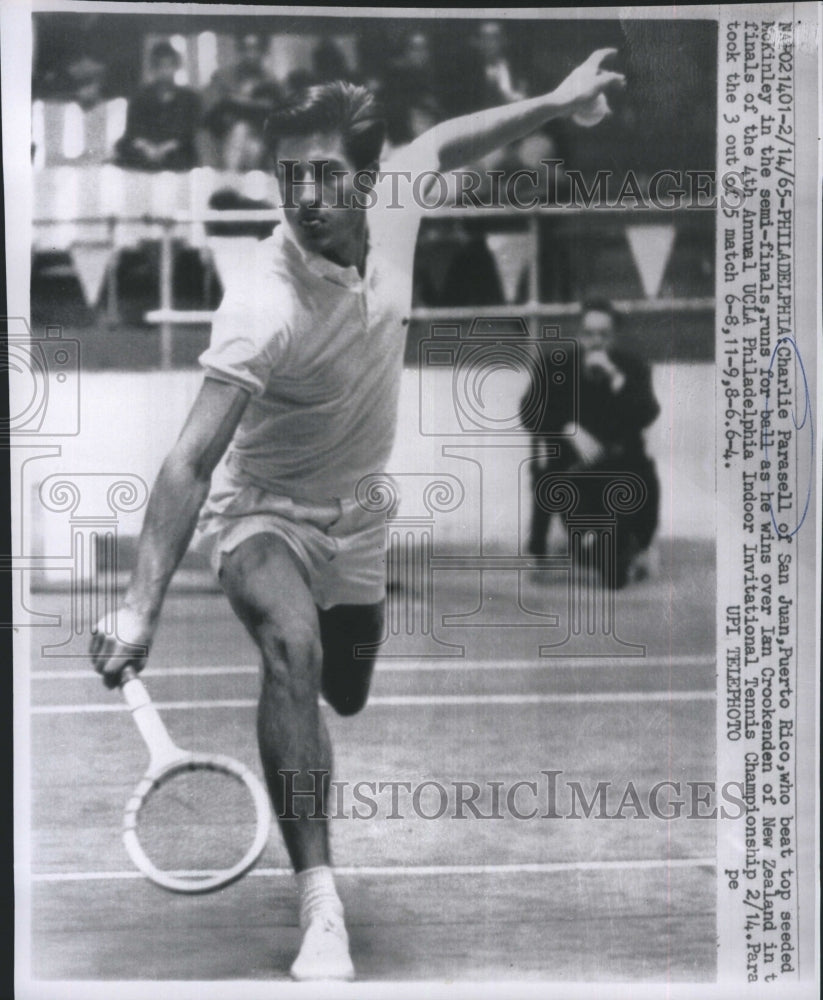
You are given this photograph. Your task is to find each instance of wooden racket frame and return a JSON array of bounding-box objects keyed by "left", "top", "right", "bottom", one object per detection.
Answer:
[{"left": 119, "top": 665, "right": 271, "bottom": 894}]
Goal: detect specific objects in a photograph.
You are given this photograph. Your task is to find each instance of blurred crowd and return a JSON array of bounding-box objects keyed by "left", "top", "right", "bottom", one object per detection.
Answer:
[
  {"left": 34, "top": 23, "right": 564, "bottom": 174},
  {"left": 34, "top": 23, "right": 579, "bottom": 307},
  {"left": 32, "top": 20, "right": 715, "bottom": 313}
]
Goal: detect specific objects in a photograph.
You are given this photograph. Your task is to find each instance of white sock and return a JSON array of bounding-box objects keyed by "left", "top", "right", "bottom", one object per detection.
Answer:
[{"left": 296, "top": 866, "right": 344, "bottom": 930}]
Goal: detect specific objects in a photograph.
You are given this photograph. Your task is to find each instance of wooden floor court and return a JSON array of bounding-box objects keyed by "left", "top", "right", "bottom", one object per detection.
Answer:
[{"left": 23, "top": 540, "right": 716, "bottom": 986}]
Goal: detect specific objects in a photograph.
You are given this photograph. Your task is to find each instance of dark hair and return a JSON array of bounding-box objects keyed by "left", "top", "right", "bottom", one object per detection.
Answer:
[
  {"left": 265, "top": 81, "right": 385, "bottom": 171},
  {"left": 149, "top": 41, "right": 181, "bottom": 68},
  {"left": 581, "top": 296, "right": 621, "bottom": 329}
]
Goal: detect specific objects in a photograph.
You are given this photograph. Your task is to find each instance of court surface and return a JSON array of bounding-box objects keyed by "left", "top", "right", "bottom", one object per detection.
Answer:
[{"left": 25, "top": 539, "right": 716, "bottom": 985}]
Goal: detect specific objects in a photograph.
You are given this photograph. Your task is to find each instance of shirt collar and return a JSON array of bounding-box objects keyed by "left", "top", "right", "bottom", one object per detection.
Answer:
[{"left": 280, "top": 220, "right": 371, "bottom": 289}]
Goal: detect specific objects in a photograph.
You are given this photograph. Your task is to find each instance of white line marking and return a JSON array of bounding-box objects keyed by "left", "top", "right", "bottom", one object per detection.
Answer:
[
  {"left": 31, "top": 690, "right": 715, "bottom": 714},
  {"left": 380, "top": 653, "right": 716, "bottom": 673},
  {"left": 31, "top": 857, "right": 716, "bottom": 883},
  {"left": 31, "top": 653, "right": 715, "bottom": 681},
  {"left": 33, "top": 665, "right": 260, "bottom": 680}
]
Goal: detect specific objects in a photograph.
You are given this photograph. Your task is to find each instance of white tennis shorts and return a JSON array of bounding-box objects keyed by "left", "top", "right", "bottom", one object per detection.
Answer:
[{"left": 193, "top": 472, "right": 387, "bottom": 610}]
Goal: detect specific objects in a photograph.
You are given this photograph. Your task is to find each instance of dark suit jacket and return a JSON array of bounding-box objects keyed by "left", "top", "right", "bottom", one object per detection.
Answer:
[{"left": 522, "top": 345, "right": 660, "bottom": 465}]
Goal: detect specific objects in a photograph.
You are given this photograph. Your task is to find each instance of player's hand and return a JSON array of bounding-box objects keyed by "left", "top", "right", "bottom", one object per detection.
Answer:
[
  {"left": 553, "top": 49, "right": 626, "bottom": 116},
  {"left": 90, "top": 606, "right": 155, "bottom": 690}
]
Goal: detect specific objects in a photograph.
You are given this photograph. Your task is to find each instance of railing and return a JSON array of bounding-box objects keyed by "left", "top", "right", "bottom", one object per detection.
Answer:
[{"left": 34, "top": 204, "right": 714, "bottom": 370}]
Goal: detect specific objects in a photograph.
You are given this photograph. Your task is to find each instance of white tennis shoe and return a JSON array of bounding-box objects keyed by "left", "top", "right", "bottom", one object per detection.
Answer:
[{"left": 290, "top": 911, "right": 355, "bottom": 982}]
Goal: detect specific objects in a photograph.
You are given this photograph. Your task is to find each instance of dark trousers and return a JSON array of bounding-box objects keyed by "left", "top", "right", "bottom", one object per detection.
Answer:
[{"left": 527, "top": 450, "right": 660, "bottom": 588}]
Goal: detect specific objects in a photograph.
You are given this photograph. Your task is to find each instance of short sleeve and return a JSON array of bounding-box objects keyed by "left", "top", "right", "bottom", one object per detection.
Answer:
[
  {"left": 198, "top": 256, "right": 290, "bottom": 395},
  {"left": 379, "top": 140, "right": 437, "bottom": 223},
  {"left": 369, "top": 144, "right": 434, "bottom": 280}
]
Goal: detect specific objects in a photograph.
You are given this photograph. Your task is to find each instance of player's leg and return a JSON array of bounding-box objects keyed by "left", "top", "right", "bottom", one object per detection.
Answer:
[
  {"left": 219, "top": 532, "right": 329, "bottom": 871},
  {"left": 318, "top": 601, "right": 384, "bottom": 716},
  {"left": 218, "top": 533, "right": 354, "bottom": 980}
]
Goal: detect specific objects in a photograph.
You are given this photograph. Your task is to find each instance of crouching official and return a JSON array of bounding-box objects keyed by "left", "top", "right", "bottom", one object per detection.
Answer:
[{"left": 523, "top": 298, "right": 660, "bottom": 588}]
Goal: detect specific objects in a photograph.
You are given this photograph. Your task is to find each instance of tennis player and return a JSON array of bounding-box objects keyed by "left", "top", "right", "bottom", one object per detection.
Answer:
[{"left": 92, "top": 49, "right": 625, "bottom": 981}]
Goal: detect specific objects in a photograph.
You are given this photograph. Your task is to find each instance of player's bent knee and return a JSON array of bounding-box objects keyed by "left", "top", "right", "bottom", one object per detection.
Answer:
[
  {"left": 322, "top": 683, "right": 369, "bottom": 717},
  {"left": 255, "top": 620, "right": 322, "bottom": 693}
]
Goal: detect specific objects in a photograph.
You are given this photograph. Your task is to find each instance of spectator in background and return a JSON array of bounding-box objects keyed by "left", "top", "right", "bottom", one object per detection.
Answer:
[
  {"left": 311, "top": 39, "right": 353, "bottom": 85},
  {"left": 201, "top": 33, "right": 281, "bottom": 171},
  {"left": 444, "top": 20, "right": 527, "bottom": 115},
  {"left": 33, "top": 54, "right": 127, "bottom": 166},
  {"left": 115, "top": 41, "right": 200, "bottom": 171},
  {"left": 65, "top": 54, "right": 107, "bottom": 110},
  {"left": 436, "top": 221, "right": 505, "bottom": 306},
  {"left": 381, "top": 93, "right": 442, "bottom": 160},
  {"left": 473, "top": 21, "right": 527, "bottom": 104},
  {"left": 276, "top": 41, "right": 356, "bottom": 107},
  {"left": 379, "top": 31, "right": 444, "bottom": 148},
  {"left": 522, "top": 298, "right": 660, "bottom": 588},
  {"left": 424, "top": 129, "right": 569, "bottom": 309},
  {"left": 282, "top": 69, "right": 316, "bottom": 101},
  {"left": 519, "top": 129, "right": 573, "bottom": 303}
]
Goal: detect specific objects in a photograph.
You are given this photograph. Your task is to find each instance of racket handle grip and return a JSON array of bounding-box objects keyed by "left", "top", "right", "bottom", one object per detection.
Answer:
[
  {"left": 120, "top": 669, "right": 179, "bottom": 764},
  {"left": 120, "top": 669, "right": 151, "bottom": 710},
  {"left": 120, "top": 665, "right": 139, "bottom": 686}
]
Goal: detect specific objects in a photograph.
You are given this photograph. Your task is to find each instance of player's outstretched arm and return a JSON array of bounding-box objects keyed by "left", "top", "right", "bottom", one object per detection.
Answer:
[
  {"left": 415, "top": 48, "right": 625, "bottom": 172},
  {"left": 90, "top": 377, "right": 250, "bottom": 687}
]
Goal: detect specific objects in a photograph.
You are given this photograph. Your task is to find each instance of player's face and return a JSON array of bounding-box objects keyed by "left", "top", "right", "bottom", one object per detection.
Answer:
[
  {"left": 579, "top": 309, "right": 615, "bottom": 353},
  {"left": 276, "top": 131, "right": 371, "bottom": 264}
]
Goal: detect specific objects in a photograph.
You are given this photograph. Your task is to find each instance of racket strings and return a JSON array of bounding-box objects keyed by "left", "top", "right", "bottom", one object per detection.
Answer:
[{"left": 135, "top": 764, "right": 261, "bottom": 879}]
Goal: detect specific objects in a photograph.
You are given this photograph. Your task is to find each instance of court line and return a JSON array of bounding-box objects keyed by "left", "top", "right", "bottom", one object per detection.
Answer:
[
  {"left": 31, "top": 690, "right": 716, "bottom": 714},
  {"left": 31, "top": 857, "right": 716, "bottom": 883},
  {"left": 31, "top": 653, "right": 716, "bottom": 681}
]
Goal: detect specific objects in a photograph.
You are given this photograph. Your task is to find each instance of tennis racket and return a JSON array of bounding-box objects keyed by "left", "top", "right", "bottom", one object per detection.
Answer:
[{"left": 119, "top": 665, "right": 271, "bottom": 894}]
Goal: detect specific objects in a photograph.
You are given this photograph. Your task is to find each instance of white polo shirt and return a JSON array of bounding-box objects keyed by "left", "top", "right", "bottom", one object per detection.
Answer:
[{"left": 199, "top": 152, "right": 429, "bottom": 502}]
